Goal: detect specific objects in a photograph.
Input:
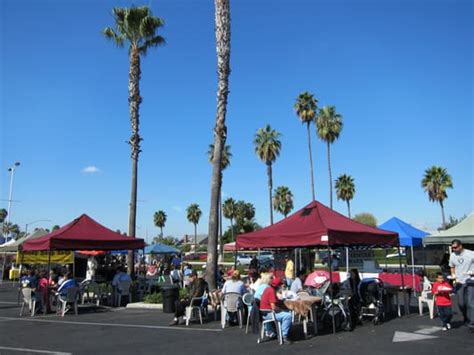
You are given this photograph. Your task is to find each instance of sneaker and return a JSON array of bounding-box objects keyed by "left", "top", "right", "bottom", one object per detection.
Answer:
[
  {"left": 442, "top": 326, "right": 448, "bottom": 331},
  {"left": 169, "top": 319, "right": 179, "bottom": 326},
  {"left": 446, "top": 323, "right": 451, "bottom": 330},
  {"left": 283, "top": 337, "right": 293, "bottom": 344},
  {"left": 265, "top": 331, "right": 277, "bottom": 339}
]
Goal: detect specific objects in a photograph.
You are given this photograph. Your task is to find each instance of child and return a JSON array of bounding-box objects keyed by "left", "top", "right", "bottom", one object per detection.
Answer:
[{"left": 432, "top": 272, "right": 453, "bottom": 331}]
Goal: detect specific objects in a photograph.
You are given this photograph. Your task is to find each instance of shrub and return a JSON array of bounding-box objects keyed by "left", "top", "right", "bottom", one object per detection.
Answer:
[{"left": 144, "top": 292, "right": 162, "bottom": 304}]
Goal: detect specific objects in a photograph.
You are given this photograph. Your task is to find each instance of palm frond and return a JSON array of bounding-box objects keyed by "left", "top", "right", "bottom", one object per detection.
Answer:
[{"left": 139, "top": 35, "right": 165, "bottom": 55}]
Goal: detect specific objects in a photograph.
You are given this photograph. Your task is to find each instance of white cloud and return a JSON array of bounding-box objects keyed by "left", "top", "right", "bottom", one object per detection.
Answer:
[
  {"left": 82, "top": 166, "right": 100, "bottom": 174},
  {"left": 172, "top": 206, "right": 182, "bottom": 212}
]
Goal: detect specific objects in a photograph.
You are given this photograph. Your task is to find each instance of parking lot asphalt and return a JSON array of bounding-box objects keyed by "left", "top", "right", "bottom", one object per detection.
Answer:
[{"left": 1, "top": 283, "right": 473, "bottom": 355}]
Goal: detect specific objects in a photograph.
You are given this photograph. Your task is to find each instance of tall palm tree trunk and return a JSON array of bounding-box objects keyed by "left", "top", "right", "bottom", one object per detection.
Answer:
[
  {"left": 127, "top": 44, "right": 142, "bottom": 276},
  {"left": 160, "top": 227, "right": 163, "bottom": 238},
  {"left": 267, "top": 163, "right": 274, "bottom": 225},
  {"left": 440, "top": 200, "right": 446, "bottom": 228},
  {"left": 327, "top": 142, "right": 333, "bottom": 209},
  {"left": 347, "top": 200, "right": 351, "bottom": 218},
  {"left": 207, "top": 0, "right": 231, "bottom": 290},
  {"left": 307, "top": 122, "right": 316, "bottom": 201}
]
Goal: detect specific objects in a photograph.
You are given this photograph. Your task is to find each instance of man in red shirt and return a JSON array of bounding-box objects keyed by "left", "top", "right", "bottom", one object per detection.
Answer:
[
  {"left": 259, "top": 276, "right": 293, "bottom": 343},
  {"left": 432, "top": 272, "right": 453, "bottom": 331}
]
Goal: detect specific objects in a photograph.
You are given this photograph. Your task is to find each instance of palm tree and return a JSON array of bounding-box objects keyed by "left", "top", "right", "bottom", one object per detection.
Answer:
[
  {"left": 335, "top": 174, "right": 355, "bottom": 218},
  {"left": 222, "top": 197, "right": 237, "bottom": 242},
  {"left": 273, "top": 186, "right": 294, "bottom": 218},
  {"left": 103, "top": 6, "right": 165, "bottom": 275},
  {"left": 254, "top": 125, "right": 282, "bottom": 225},
  {"left": 187, "top": 204, "right": 202, "bottom": 253},
  {"left": 0, "top": 209, "right": 7, "bottom": 223},
  {"left": 2, "top": 222, "right": 20, "bottom": 239},
  {"left": 294, "top": 91, "right": 318, "bottom": 201},
  {"left": 316, "top": 106, "right": 343, "bottom": 209},
  {"left": 208, "top": 144, "right": 232, "bottom": 262},
  {"left": 153, "top": 210, "right": 167, "bottom": 238},
  {"left": 207, "top": 0, "right": 231, "bottom": 290},
  {"left": 421, "top": 166, "right": 453, "bottom": 228}
]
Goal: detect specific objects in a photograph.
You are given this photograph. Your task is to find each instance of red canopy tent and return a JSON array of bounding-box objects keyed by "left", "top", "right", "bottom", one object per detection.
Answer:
[
  {"left": 236, "top": 201, "right": 398, "bottom": 248},
  {"left": 22, "top": 214, "right": 145, "bottom": 251}
]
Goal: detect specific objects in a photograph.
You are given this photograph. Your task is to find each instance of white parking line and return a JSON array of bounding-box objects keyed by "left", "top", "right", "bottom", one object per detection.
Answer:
[
  {"left": 0, "top": 301, "right": 18, "bottom": 304},
  {"left": 0, "top": 316, "right": 222, "bottom": 332},
  {"left": 0, "top": 346, "right": 71, "bottom": 354}
]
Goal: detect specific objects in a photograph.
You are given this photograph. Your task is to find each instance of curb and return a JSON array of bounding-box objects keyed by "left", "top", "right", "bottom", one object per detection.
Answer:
[{"left": 126, "top": 302, "right": 163, "bottom": 310}]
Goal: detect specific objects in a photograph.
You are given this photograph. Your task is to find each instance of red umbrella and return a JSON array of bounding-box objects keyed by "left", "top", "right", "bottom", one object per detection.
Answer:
[{"left": 304, "top": 270, "right": 331, "bottom": 288}]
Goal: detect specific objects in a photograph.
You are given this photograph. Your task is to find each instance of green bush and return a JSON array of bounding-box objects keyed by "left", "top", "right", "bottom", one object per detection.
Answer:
[{"left": 143, "top": 292, "right": 162, "bottom": 304}]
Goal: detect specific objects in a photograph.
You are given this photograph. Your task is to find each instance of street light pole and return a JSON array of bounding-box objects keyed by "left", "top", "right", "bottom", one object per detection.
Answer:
[
  {"left": 6, "top": 162, "right": 21, "bottom": 225},
  {"left": 25, "top": 219, "right": 52, "bottom": 236}
]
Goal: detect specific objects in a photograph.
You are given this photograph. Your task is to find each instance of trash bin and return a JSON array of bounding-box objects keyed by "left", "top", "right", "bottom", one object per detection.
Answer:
[{"left": 161, "top": 285, "right": 179, "bottom": 313}]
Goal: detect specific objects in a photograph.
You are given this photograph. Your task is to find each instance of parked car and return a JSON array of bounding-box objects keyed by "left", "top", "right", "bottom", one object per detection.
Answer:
[
  {"left": 257, "top": 251, "right": 274, "bottom": 261},
  {"left": 236, "top": 254, "right": 253, "bottom": 266}
]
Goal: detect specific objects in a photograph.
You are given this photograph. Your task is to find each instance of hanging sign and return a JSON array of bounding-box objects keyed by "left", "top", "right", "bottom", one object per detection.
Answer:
[{"left": 17, "top": 251, "right": 74, "bottom": 264}]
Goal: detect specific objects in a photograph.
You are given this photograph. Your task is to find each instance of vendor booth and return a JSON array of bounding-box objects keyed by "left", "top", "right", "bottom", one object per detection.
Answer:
[{"left": 423, "top": 213, "right": 474, "bottom": 246}]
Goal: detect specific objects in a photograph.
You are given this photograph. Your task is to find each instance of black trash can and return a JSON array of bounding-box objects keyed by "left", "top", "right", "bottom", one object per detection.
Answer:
[{"left": 161, "top": 285, "right": 179, "bottom": 313}]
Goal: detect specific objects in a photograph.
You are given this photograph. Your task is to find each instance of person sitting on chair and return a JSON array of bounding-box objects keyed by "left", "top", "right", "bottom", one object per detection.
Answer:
[
  {"left": 112, "top": 266, "right": 132, "bottom": 286},
  {"left": 222, "top": 270, "right": 245, "bottom": 325},
  {"left": 169, "top": 270, "right": 207, "bottom": 325},
  {"left": 56, "top": 272, "right": 78, "bottom": 301},
  {"left": 290, "top": 269, "right": 306, "bottom": 294},
  {"left": 259, "top": 276, "right": 293, "bottom": 343}
]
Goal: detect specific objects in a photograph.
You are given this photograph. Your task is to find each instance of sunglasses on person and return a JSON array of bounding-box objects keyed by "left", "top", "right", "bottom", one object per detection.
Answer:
[{"left": 451, "top": 245, "right": 460, "bottom": 250}]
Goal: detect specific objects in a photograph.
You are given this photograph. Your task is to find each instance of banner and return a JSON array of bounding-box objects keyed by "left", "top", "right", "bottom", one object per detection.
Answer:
[{"left": 17, "top": 251, "right": 74, "bottom": 264}]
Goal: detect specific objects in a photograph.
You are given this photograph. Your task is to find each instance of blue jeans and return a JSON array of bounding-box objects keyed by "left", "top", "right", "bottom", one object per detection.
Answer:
[
  {"left": 437, "top": 306, "right": 452, "bottom": 327},
  {"left": 455, "top": 280, "right": 474, "bottom": 329},
  {"left": 263, "top": 311, "right": 292, "bottom": 337}
]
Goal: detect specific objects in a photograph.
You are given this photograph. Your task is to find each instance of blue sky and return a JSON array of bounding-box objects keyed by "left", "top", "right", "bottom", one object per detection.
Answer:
[{"left": 1, "top": 0, "right": 472, "bottom": 243}]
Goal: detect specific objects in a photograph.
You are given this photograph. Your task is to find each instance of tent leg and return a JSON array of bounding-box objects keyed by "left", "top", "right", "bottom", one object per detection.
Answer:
[
  {"left": 46, "top": 250, "right": 51, "bottom": 314},
  {"left": 327, "top": 245, "right": 336, "bottom": 335},
  {"left": 397, "top": 244, "right": 406, "bottom": 316},
  {"left": 411, "top": 245, "right": 416, "bottom": 296},
  {"left": 345, "top": 247, "right": 349, "bottom": 273},
  {"left": 385, "top": 249, "right": 388, "bottom": 269}
]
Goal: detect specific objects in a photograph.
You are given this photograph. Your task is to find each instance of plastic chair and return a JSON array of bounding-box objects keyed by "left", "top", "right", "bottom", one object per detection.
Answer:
[
  {"left": 242, "top": 292, "right": 254, "bottom": 333},
  {"left": 257, "top": 309, "right": 283, "bottom": 345},
  {"left": 418, "top": 281, "right": 435, "bottom": 319},
  {"left": 115, "top": 281, "right": 132, "bottom": 307},
  {"left": 20, "top": 288, "right": 36, "bottom": 317},
  {"left": 58, "top": 287, "right": 79, "bottom": 317},
  {"left": 222, "top": 292, "right": 243, "bottom": 329},
  {"left": 185, "top": 291, "right": 208, "bottom": 326}
]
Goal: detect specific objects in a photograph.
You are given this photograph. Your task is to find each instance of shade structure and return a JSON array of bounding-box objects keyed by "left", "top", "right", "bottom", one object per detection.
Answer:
[
  {"left": 223, "top": 242, "right": 236, "bottom": 251},
  {"left": 236, "top": 201, "right": 399, "bottom": 249},
  {"left": 144, "top": 243, "right": 178, "bottom": 254},
  {"left": 0, "top": 229, "right": 49, "bottom": 253},
  {"left": 424, "top": 213, "right": 474, "bottom": 245},
  {"left": 22, "top": 214, "right": 145, "bottom": 251},
  {"left": 378, "top": 217, "right": 428, "bottom": 247}
]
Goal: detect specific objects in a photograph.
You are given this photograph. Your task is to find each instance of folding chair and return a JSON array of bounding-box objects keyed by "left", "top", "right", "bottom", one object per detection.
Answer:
[
  {"left": 185, "top": 291, "right": 208, "bottom": 326},
  {"left": 222, "top": 292, "right": 243, "bottom": 329},
  {"left": 257, "top": 309, "right": 283, "bottom": 345},
  {"left": 115, "top": 281, "right": 132, "bottom": 307},
  {"left": 242, "top": 292, "right": 254, "bottom": 334},
  {"left": 58, "top": 287, "right": 79, "bottom": 317},
  {"left": 418, "top": 281, "right": 435, "bottom": 319}
]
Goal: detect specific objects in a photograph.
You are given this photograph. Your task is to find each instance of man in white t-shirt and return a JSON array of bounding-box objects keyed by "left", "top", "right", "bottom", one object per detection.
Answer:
[{"left": 449, "top": 239, "right": 474, "bottom": 332}]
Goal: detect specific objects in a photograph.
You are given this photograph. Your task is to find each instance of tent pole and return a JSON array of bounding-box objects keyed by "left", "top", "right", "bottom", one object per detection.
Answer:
[
  {"left": 46, "top": 250, "right": 51, "bottom": 314},
  {"left": 397, "top": 244, "right": 406, "bottom": 315},
  {"left": 411, "top": 245, "right": 416, "bottom": 296},
  {"left": 345, "top": 247, "right": 349, "bottom": 273},
  {"left": 327, "top": 245, "right": 336, "bottom": 335},
  {"left": 384, "top": 249, "right": 388, "bottom": 269}
]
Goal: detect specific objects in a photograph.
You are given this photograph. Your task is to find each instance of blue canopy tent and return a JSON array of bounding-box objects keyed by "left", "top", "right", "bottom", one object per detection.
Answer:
[
  {"left": 379, "top": 217, "right": 429, "bottom": 292},
  {"left": 144, "top": 244, "right": 179, "bottom": 254}
]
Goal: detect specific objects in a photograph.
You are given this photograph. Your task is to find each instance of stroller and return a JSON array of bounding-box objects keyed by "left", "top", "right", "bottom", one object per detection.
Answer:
[
  {"left": 311, "top": 278, "right": 352, "bottom": 332},
  {"left": 358, "top": 278, "right": 386, "bottom": 325}
]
